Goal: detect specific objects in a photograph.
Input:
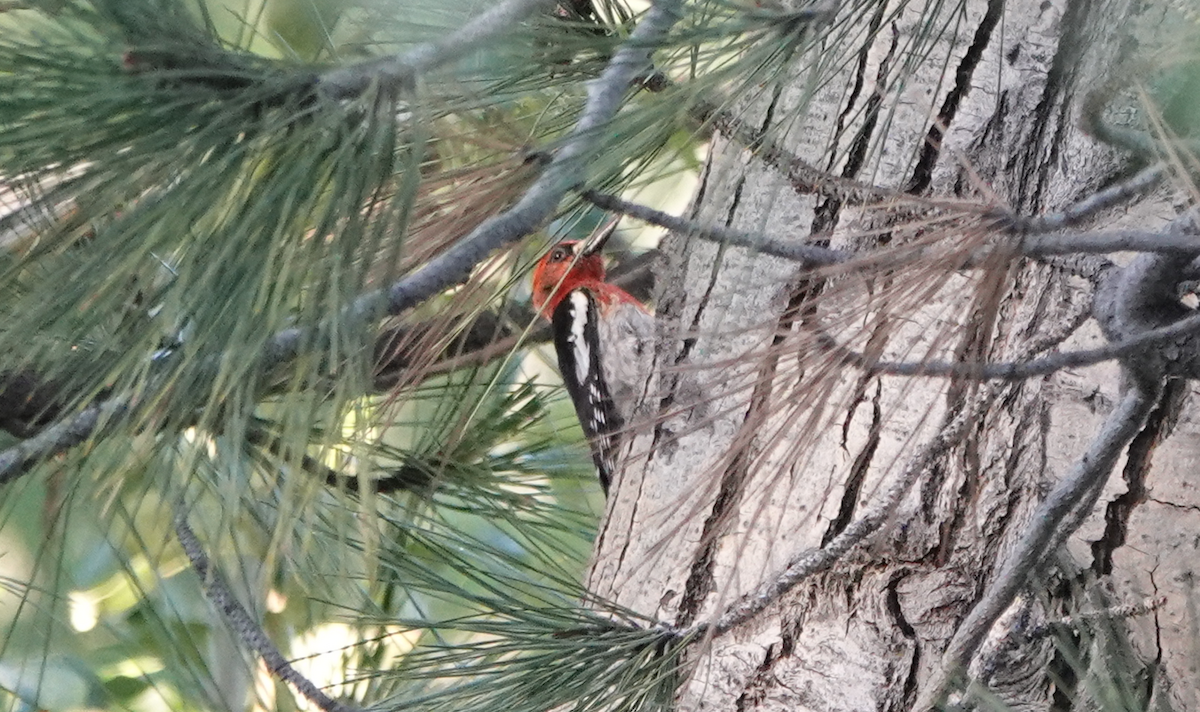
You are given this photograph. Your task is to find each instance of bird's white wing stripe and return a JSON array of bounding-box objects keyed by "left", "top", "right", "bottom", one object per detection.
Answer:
[{"left": 568, "top": 291, "right": 592, "bottom": 386}]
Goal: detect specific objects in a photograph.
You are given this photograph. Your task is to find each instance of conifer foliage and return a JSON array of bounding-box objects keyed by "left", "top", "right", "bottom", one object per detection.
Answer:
[
  {"left": 0, "top": 1, "right": 694, "bottom": 709},
  {"left": 0, "top": 0, "right": 1198, "bottom": 711}
]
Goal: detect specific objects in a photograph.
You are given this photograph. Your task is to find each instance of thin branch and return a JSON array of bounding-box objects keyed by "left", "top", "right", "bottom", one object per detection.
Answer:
[
  {"left": 1022, "top": 227, "right": 1200, "bottom": 256},
  {"left": 1006, "top": 163, "right": 1168, "bottom": 233},
  {"left": 1019, "top": 198, "right": 1196, "bottom": 292},
  {"left": 174, "top": 510, "right": 364, "bottom": 712},
  {"left": 318, "top": 0, "right": 557, "bottom": 98},
  {"left": 0, "top": 401, "right": 122, "bottom": 485},
  {"left": 248, "top": 425, "right": 442, "bottom": 495},
  {"left": 587, "top": 188, "right": 1197, "bottom": 273},
  {"left": 268, "top": 0, "right": 684, "bottom": 366},
  {"left": 914, "top": 385, "right": 1158, "bottom": 711},
  {"left": 416, "top": 327, "right": 544, "bottom": 378},
  {"left": 819, "top": 309, "right": 1200, "bottom": 381},
  {"left": 580, "top": 189, "right": 850, "bottom": 265}
]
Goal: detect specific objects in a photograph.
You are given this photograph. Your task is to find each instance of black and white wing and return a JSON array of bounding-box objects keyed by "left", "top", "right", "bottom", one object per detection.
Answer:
[{"left": 551, "top": 289, "right": 624, "bottom": 493}]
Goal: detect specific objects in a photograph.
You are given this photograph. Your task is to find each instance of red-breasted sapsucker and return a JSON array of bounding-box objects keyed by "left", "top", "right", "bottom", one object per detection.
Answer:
[{"left": 531, "top": 222, "right": 654, "bottom": 494}]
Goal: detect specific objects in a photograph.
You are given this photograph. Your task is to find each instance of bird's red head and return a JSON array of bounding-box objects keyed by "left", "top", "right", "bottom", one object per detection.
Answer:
[{"left": 531, "top": 241, "right": 607, "bottom": 318}]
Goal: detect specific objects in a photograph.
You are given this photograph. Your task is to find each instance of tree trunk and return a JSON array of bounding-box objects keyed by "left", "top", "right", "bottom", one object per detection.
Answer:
[{"left": 589, "top": 0, "right": 1198, "bottom": 709}]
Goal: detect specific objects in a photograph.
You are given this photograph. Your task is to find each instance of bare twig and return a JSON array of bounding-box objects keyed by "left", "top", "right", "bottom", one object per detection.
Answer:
[
  {"left": 817, "top": 309, "right": 1200, "bottom": 381},
  {"left": 0, "top": 401, "right": 123, "bottom": 485},
  {"left": 174, "top": 510, "right": 364, "bottom": 712},
  {"left": 319, "top": 0, "right": 557, "bottom": 98},
  {"left": 268, "top": 0, "right": 684, "bottom": 366},
  {"left": 588, "top": 187, "right": 1197, "bottom": 269},
  {"left": 1022, "top": 227, "right": 1200, "bottom": 255},
  {"left": 581, "top": 189, "right": 850, "bottom": 264},
  {"left": 915, "top": 385, "right": 1158, "bottom": 711},
  {"left": 1006, "top": 164, "right": 1168, "bottom": 233}
]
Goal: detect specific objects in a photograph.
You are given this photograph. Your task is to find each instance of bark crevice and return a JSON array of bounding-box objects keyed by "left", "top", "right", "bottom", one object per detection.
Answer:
[
  {"left": 886, "top": 572, "right": 922, "bottom": 710},
  {"left": 823, "top": 382, "right": 883, "bottom": 546},
  {"left": 675, "top": 442, "right": 753, "bottom": 627},
  {"left": 906, "top": 0, "right": 1004, "bottom": 194},
  {"left": 813, "top": 12, "right": 896, "bottom": 235},
  {"left": 1010, "top": 0, "right": 1093, "bottom": 213},
  {"left": 1089, "top": 380, "right": 1188, "bottom": 575}
]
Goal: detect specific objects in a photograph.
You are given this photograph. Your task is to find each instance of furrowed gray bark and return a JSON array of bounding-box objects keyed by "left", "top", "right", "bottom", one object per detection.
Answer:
[{"left": 587, "top": 0, "right": 1200, "bottom": 709}]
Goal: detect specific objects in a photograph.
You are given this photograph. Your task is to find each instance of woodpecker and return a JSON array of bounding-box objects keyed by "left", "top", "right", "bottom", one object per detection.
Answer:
[{"left": 531, "top": 220, "right": 654, "bottom": 494}]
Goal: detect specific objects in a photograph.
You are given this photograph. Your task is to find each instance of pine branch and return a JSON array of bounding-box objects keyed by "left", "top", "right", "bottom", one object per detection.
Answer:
[
  {"left": 0, "top": 254, "right": 652, "bottom": 483},
  {"left": 587, "top": 187, "right": 1197, "bottom": 273},
  {"left": 915, "top": 384, "right": 1159, "bottom": 711},
  {"left": 1021, "top": 226, "right": 1200, "bottom": 256},
  {"left": 0, "top": 1, "right": 680, "bottom": 482},
  {"left": 581, "top": 189, "right": 850, "bottom": 264},
  {"left": 319, "top": 0, "right": 557, "bottom": 99},
  {"left": 815, "top": 309, "right": 1200, "bottom": 381},
  {"left": 174, "top": 509, "right": 364, "bottom": 712},
  {"left": 1002, "top": 163, "right": 1168, "bottom": 233},
  {"left": 0, "top": 401, "right": 122, "bottom": 485},
  {"left": 267, "top": 0, "right": 686, "bottom": 367}
]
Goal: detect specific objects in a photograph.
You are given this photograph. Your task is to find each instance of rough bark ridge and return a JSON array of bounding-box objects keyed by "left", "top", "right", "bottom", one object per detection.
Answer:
[{"left": 588, "top": 0, "right": 1198, "bottom": 709}]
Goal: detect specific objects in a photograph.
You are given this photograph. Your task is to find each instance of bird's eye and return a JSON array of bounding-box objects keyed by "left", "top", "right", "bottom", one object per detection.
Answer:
[{"left": 550, "top": 247, "right": 570, "bottom": 262}]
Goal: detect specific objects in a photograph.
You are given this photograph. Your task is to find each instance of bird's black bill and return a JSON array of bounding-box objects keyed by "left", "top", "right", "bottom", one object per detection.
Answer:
[{"left": 581, "top": 216, "right": 620, "bottom": 257}]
